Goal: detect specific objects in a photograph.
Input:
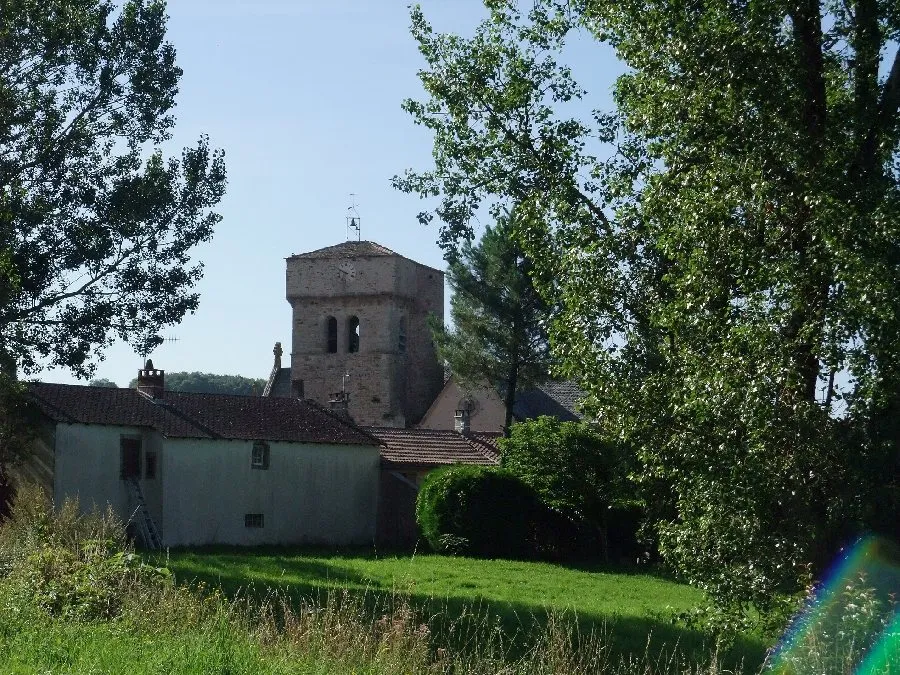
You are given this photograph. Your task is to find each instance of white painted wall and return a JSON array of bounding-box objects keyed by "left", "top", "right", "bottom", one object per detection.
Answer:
[
  {"left": 54, "top": 423, "right": 136, "bottom": 520},
  {"left": 160, "top": 438, "right": 380, "bottom": 547},
  {"left": 52, "top": 423, "right": 381, "bottom": 548}
]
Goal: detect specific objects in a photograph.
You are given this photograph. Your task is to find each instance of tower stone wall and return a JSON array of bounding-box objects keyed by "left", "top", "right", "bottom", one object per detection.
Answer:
[{"left": 285, "top": 241, "right": 444, "bottom": 427}]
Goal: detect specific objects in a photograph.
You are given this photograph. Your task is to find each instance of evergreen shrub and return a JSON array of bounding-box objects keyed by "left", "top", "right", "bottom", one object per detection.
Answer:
[{"left": 415, "top": 465, "right": 540, "bottom": 558}]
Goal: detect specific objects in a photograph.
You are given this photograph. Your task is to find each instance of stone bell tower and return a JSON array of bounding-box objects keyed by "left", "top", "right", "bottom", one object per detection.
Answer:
[{"left": 285, "top": 241, "right": 444, "bottom": 427}]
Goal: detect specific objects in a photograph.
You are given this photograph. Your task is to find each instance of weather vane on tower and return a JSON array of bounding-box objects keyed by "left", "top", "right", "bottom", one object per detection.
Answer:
[{"left": 346, "top": 193, "right": 361, "bottom": 241}]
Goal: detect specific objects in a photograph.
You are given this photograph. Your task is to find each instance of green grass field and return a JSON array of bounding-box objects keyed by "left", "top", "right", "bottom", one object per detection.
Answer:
[
  {"left": 0, "top": 488, "right": 781, "bottom": 673},
  {"left": 159, "top": 548, "right": 769, "bottom": 668}
]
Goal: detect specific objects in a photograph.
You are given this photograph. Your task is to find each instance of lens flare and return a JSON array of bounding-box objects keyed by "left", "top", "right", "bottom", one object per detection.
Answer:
[{"left": 768, "top": 536, "right": 899, "bottom": 673}]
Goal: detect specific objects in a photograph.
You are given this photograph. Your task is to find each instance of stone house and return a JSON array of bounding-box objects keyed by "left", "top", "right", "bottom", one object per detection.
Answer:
[
  {"left": 17, "top": 365, "right": 382, "bottom": 548},
  {"left": 255, "top": 238, "right": 584, "bottom": 546},
  {"left": 265, "top": 241, "right": 583, "bottom": 435}
]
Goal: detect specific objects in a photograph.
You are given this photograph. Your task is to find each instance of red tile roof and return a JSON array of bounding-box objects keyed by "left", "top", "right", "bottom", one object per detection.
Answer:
[
  {"left": 368, "top": 427, "right": 501, "bottom": 468},
  {"left": 28, "top": 382, "right": 379, "bottom": 446},
  {"left": 467, "top": 432, "right": 504, "bottom": 462}
]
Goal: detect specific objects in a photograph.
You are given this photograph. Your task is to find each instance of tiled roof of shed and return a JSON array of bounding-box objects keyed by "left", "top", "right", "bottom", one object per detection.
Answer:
[
  {"left": 368, "top": 427, "right": 500, "bottom": 468},
  {"left": 467, "top": 432, "right": 504, "bottom": 460},
  {"left": 28, "top": 382, "right": 379, "bottom": 446},
  {"left": 288, "top": 241, "right": 398, "bottom": 259}
]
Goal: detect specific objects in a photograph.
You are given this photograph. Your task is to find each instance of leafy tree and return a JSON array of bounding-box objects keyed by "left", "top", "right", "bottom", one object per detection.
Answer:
[
  {"left": 0, "top": 0, "right": 227, "bottom": 380},
  {"left": 432, "top": 210, "right": 552, "bottom": 435},
  {"left": 500, "top": 416, "right": 629, "bottom": 557},
  {"left": 395, "top": 0, "right": 900, "bottom": 618},
  {"left": 88, "top": 378, "right": 118, "bottom": 388},
  {"left": 128, "top": 372, "right": 266, "bottom": 396}
]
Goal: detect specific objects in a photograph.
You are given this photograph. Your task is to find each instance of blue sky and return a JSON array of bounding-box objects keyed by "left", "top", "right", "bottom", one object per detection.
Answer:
[{"left": 41, "top": 0, "right": 622, "bottom": 388}]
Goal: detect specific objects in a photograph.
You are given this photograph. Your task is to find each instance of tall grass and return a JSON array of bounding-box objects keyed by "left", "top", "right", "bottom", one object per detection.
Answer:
[{"left": 0, "top": 485, "right": 754, "bottom": 674}]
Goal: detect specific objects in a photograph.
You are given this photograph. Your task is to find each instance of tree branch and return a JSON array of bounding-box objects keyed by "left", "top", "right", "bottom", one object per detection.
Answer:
[
  {"left": 854, "top": 47, "right": 900, "bottom": 180},
  {"left": 474, "top": 92, "right": 613, "bottom": 236},
  {"left": 790, "top": 0, "right": 827, "bottom": 156}
]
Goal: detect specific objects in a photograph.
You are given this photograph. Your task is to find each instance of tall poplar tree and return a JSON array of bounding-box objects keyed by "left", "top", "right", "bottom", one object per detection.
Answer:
[
  {"left": 432, "top": 209, "right": 552, "bottom": 435},
  {"left": 396, "top": 0, "right": 900, "bottom": 616}
]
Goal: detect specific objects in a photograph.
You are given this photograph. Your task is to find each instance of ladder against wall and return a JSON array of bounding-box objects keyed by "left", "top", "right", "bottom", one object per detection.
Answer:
[{"left": 126, "top": 477, "right": 161, "bottom": 550}]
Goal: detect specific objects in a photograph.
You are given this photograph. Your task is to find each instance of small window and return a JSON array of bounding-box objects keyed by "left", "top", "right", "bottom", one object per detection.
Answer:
[
  {"left": 291, "top": 378, "right": 304, "bottom": 399},
  {"left": 244, "top": 513, "right": 264, "bottom": 528},
  {"left": 120, "top": 437, "right": 141, "bottom": 479},
  {"left": 145, "top": 451, "right": 157, "bottom": 480},
  {"left": 251, "top": 441, "right": 270, "bottom": 470},
  {"left": 347, "top": 315, "right": 360, "bottom": 353},
  {"left": 398, "top": 316, "right": 407, "bottom": 354},
  {"left": 326, "top": 316, "right": 337, "bottom": 353}
]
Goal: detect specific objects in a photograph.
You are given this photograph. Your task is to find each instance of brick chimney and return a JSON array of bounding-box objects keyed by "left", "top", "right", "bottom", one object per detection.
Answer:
[
  {"left": 137, "top": 359, "right": 165, "bottom": 399},
  {"left": 454, "top": 408, "right": 471, "bottom": 436},
  {"left": 329, "top": 391, "right": 351, "bottom": 420}
]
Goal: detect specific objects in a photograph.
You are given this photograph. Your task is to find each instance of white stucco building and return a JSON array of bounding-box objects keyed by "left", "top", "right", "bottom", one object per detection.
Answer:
[{"left": 20, "top": 365, "right": 382, "bottom": 548}]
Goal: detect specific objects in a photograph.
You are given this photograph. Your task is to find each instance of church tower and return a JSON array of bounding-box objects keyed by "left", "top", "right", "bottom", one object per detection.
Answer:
[{"left": 285, "top": 241, "right": 444, "bottom": 427}]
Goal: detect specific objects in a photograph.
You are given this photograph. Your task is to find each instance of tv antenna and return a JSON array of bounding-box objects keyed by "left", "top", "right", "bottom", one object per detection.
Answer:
[
  {"left": 138, "top": 335, "right": 179, "bottom": 364},
  {"left": 346, "top": 194, "right": 361, "bottom": 241}
]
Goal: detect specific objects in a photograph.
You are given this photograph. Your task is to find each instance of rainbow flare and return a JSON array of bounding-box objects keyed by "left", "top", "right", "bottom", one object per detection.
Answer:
[{"left": 768, "top": 536, "right": 900, "bottom": 673}]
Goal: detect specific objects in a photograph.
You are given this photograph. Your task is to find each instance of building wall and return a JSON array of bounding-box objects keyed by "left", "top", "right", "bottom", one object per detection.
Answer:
[
  {"left": 53, "top": 424, "right": 143, "bottom": 520},
  {"left": 286, "top": 249, "right": 444, "bottom": 426},
  {"left": 50, "top": 424, "right": 380, "bottom": 548},
  {"left": 404, "top": 260, "right": 445, "bottom": 424},
  {"left": 9, "top": 422, "right": 56, "bottom": 496},
  {"left": 290, "top": 296, "right": 409, "bottom": 426},
  {"left": 376, "top": 467, "right": 437, "bottom": 548},
  {"left": 418, "top": 378, "right": 508, "bottom": 433},
  {"left": 161, "top": 438, "right": 380, "bottom": 547}
]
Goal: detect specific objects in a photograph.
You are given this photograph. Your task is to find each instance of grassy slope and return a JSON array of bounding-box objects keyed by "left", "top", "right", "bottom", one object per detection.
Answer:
[
  {"left": 161, "top": 548, "right": 769, "bottom": 667},
  {"left": 164, "top": 549, "right": 700, "bottom": 617}
]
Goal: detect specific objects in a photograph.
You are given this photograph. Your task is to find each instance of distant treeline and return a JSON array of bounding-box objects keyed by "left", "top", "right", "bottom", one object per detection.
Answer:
[{"left": 100, "top": 372, "right": 267, "bottom": 396}]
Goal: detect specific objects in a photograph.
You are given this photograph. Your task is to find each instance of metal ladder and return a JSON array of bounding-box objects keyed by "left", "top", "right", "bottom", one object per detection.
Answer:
[{"left": 126, "top": 477, "right": 162, "bottom": 550}]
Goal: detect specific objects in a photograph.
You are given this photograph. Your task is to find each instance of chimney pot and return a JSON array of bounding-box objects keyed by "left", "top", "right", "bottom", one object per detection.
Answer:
[
  {"left": 137, "top": 361, "right": 165, "bottom": 399},
  {"left": 329, "top": 391, "right": 352, "bottom": 421}
]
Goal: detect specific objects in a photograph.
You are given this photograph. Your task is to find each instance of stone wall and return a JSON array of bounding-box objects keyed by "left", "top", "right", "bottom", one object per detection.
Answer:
[{"left": 285, "top": 244, "right": 443, "bottom": 427}]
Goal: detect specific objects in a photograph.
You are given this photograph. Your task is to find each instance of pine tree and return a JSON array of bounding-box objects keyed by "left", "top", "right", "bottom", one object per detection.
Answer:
[{"left": 432, "top": 209, "right": 552, "bottom": 435}]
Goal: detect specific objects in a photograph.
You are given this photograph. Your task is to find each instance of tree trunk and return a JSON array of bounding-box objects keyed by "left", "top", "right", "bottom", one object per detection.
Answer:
[
  {"left": 503, "top": 312, "right": 522, "bottom": 438},
  {"left": 503, "top": 360, "right": 518, "bottom": 438}
]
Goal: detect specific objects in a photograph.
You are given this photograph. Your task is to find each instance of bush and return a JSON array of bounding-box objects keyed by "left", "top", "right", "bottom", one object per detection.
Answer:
[
  {"left": 0, "top": 484, "right": 171, "bottom": 620},
  {"left": 500, "top": 417, "right": 640, "bottom": 560},
  {"left": 415, "top": 465, "right": 541, "bottom": 558}
]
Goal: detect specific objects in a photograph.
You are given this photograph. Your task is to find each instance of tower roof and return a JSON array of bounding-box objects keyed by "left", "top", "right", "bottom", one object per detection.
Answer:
[{"left": 288, "top": 241, "right": 399, "bottom": 260}]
